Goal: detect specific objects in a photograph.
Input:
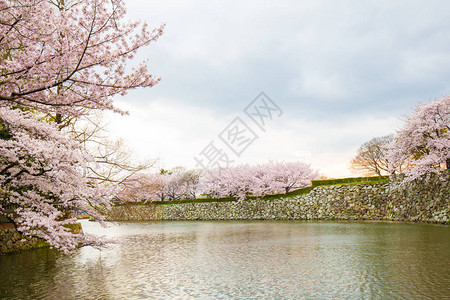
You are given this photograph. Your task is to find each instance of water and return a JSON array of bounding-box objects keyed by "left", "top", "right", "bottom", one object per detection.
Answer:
[{"left": 0, "top": 220, "right": 449, "bottom": 299}]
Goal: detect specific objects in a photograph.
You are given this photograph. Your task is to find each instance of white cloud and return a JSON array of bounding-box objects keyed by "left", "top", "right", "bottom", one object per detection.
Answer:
[
  {"left": 105, "top": 98, "right": 234, "bottom": 168},
  {"left": 101, "top": 0, "right": 450, "bottom": 178},
  {"left": 104, "top": 98, "right": 401, "bottom": 178}
]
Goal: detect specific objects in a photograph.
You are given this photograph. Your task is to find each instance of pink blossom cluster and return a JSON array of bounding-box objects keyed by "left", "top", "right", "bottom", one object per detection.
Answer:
[
  {"left": 117, "top": 168, "right": 201, "bottom": 202},
  {"left": 117, "top": 162, "right": 319, "bottom": 203},
  {"left": 0, "top": 0, "right": 164, "bottom": 116},
  {"left": 200, "top": 162, "right": 320, "bottom": 201},
  {"left": 0, "top": 108, "right": 112, "bottom": 252},
  {"left": 387, "top": 95, "right": 450, "bottom": 182}
]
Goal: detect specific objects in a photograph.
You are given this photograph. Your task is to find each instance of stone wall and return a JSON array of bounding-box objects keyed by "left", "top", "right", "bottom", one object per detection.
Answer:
[
  {"left": 106, "top": 172, "right": 449, "bottom": 224},
  {"left": 0, "top": 222, "right": 82, "bottom": 255},
  {"left": 0, "top": 227, "right": 49, "bottom": 255}
]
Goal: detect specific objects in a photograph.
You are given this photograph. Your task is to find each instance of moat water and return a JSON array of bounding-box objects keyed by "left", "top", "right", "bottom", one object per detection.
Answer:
[{"left": 0, "top": 220, "right": 449, "bottom": 299}]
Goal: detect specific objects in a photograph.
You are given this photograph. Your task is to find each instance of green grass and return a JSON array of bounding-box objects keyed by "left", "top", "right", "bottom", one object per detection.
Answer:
[
  {"left": 312, "top": 179, "right": 389, "bottom": 187},
  {"left": 116, "top": 175, "right": 390, "bottom": 206},
  {"left": 311, "top": 175, "right": 389, "bottom": 186},
  {"left": 151, "top": 197, "right": 237, "bottom": 205}
]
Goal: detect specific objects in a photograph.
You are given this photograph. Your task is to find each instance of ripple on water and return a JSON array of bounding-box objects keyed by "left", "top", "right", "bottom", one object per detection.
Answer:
[{"left": 0, "top": 221, "right": 449, "bottom": 299}]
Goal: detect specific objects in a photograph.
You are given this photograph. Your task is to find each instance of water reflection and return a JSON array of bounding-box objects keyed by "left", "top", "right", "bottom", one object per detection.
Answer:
[{"left": 0, "top": 221, "right": 449, "bottom": 299}]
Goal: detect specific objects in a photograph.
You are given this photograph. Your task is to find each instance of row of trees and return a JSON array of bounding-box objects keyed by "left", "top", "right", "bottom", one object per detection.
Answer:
[
  {"left": 118, "top": 168, "right": 201, "bottom": 202},
  {"left": 117, "top": 161, "right": 320, "bottom": 202},
  {"left": 350, "top": 95, "right": 449, "bottom": 181},
  {"left": 201, "top": 161, "right": 319, "bottom": 200}
]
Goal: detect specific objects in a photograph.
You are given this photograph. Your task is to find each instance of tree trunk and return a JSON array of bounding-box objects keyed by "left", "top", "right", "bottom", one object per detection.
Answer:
[
  {"left": 55, "top": 113, "right": 62, "bottom": 125},
  {"left": 446, "top": 158, "right": 450, "bottom": 170},
  {"left": 375, "top": 168, "right": 381, "bottom": 177}
]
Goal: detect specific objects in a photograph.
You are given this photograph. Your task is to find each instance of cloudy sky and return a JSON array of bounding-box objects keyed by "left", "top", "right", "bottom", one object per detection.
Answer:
[{"left": 105, "top": 0, "right": 450, "bottom": 178}]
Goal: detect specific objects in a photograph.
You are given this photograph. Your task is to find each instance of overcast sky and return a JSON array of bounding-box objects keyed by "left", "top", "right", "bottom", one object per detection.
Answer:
[{"left": 105, "top": 0, "right": 450, "bottom": 178}]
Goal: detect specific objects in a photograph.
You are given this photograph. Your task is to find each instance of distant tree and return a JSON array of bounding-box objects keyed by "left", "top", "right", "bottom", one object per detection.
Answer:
[
  {"left": 150, "top": 173, "right": 171, "bottom": 201},
  {"left": 165, "top": 167, "right": 186, "bottom": 200},
  {"left": 118, "top": 172, "right": 170, "bottom": 202},
  {"left": 116, "top": 173, "right": 155, "bottom": 203},
  {"left": 387, "top": 95, "right": 450, "bottom": 182},
  {"left": 350, "top": 135, "right": 394, "bottom": 176},
  {"left": 164, "top": 167, "right": 201, "bottom": 200},
  {"left": 117, "top": 168, "right": 202, "bottom": 202},
  {"left": 200, "top": 161, "right": 320, "bottom": 201},
  {"left": 269, "top": 161, "right": 320, "bottom": 193},
  {"left": 178, "top": 169, "right": 202, "bottom": 199}
]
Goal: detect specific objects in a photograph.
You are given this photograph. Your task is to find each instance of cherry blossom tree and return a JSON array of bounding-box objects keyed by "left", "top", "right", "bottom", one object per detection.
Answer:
[
  {"left": 146, "top": 172, "right": 171, "bottom": 201},
  {"left": 118, "top": 168, "right": 201, "bottom": 202},
  {"left": 0, "top": 0, "right": 163, "bottom": 251},
  {"left": 387, "top": 95, "right": 450, "bottom": 182},
  {"left": 200, "top": 161, "right": 320, "bottom": 201},
  {"left": 179, "top": 169, "right": 201, "bottom": 199},
  {"left": 213, "top": 164, "right": 255, "bottom": 200},
  {"left": 116, "top": 172, "right": 160, "bottom": 203},
  {"left": 0, "top": 108, "right": 111, "bottom": 252},
  {"left": 165, "top": 167, "right": 201, "bottom": 200},
  {"left": 118, "top": 172, "right": 170, "bottom": 202},
  {"left": 268, "top": 161, "right": 320, "bottom": 193}
]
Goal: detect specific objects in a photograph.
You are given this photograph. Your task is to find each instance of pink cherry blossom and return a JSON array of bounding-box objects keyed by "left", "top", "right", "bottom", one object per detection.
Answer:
[
  {"left": 0, "top": 107, "right": 113, "bottom": 252},
  {"left": 0, "top": 0, "right": 163, "bottom": 252},
  {"left": 387, "top": 95, "right": 450, "bottom": 182},
  {"left": 200, "top": 162, "right": 320, "bottom": 201},
  {"left": 0, "top": 0, "right": 164, "bottom": 116}
]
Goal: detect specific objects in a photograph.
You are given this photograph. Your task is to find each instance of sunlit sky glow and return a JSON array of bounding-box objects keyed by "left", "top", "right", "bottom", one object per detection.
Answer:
[{"left": 105, "top": 0, "right": 450, "bottom": 178}]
